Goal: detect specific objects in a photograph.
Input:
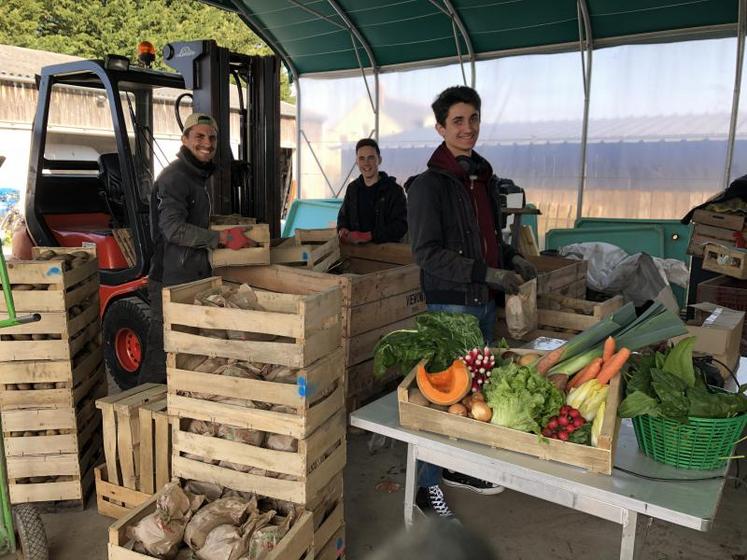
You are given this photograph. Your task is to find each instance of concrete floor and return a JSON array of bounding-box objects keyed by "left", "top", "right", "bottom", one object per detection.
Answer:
[{"left": 4, "top": 430, "right": 745, "bottom": 560}]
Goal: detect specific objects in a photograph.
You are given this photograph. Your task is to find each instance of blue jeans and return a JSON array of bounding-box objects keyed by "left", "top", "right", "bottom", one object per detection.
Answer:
[{"left": 417, "top": 301, "right": 497, "bottom": 488}]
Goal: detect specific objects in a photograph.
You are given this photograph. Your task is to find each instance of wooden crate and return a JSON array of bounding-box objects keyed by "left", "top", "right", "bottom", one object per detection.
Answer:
[
  {"left": 397, "top": 350, "right": 622, "bottom": 474},
  {"left": 209, "top": 223, "right": 271, "bottom": 267},
  {"left": 309, "top": 472, "right": 345, "bottom": 558},
  {"left": 692, "top": 209, "right": 746, "bottom": 231},
  {"left": 536, "top": 294, "right": 625, "bottom": 334},
  {"left": 94, "top": 464, "right": 150, "bottom": 520},
  {"left": 107, "top": 486, "right": 315, "bottom": 560},
  {"left": 163, "top": 276, "right": 341, "bottom": 369},
  {"left": 0, "top": 247, "right": 98, "bottom": 313},
  {"left": 218, "top": 245, "right": 425, "bottom": 409},
  {"left": 168, "top": 349, "right": 346, "bottom": 503},
  {"left": 4, "top": 379, "right": 105, "bottom": 505},
  {"left": 96, "top": 384, "right": 168, "bottom": 492},
  {"left": 138, "top": 399, "right": 171, "bottom": 495},
  {"left": 0, "top": 347, "right": 103, "bottom": 410},
  {"left": 0, "top": 296, "right": 100, "bottom": 362},
  {"left": 528, "top": 255, "right": 588, "bottom": 295},
  {"left": 702, "top": 243, "right": 747, "bottom": 280},
  {"left": 271, "top": 228, "right": 341, "bottom": 272}
]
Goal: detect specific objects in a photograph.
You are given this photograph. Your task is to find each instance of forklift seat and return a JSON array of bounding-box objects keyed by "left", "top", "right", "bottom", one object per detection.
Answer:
[{"left": 98, "top": 153, "right": 126, "bottom": 226}]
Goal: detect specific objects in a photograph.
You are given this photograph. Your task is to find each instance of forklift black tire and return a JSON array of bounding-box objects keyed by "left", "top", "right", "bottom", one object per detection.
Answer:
[
  {"left": 103, "top": 297, "right": 151, "bottom": 390},
  {"left": 13, "top": 503, "right": 48, "bottom": 560}
]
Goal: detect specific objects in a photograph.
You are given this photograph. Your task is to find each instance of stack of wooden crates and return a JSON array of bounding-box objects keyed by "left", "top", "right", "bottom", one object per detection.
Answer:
[
  {"left": 94, "top": 384, "right": 170, "bottom": 518},
  {"left": 0, "top": 247, "right": 105, "bottom": 508},
  {"left": 163, "top": 271, "right": 346, "bottom": 559}
]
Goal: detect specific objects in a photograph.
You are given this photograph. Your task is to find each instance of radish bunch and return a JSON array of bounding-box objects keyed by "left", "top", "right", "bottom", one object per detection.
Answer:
[{"left": 462, "top": 347, "right": 495, "bottom": 393}]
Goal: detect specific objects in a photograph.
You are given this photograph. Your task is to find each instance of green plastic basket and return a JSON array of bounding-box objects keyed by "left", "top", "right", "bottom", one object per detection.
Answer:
[{"left": 632, "top": 414, "right": 747, "bottom": 470}]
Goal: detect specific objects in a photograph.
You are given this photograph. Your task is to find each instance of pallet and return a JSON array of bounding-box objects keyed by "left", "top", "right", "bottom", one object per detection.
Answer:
[
  {"left": 107, "top": 485, "right": 315, "bottom": 560},
  {"left": 397, "top": 350, "right": 622, "bottom": 475},
  {"left": 95, "top": 384, "right": 168, "bottom": 492},
  {"left": 536, "top": 294, "right": 624, "bottom": 333},
  {"left": 0, "top": 247, "right": 98, "bottom": 313},
  {"left": 0, "top": 347, "right": 103, "bottom": 410},
  {"left": 163, "top": 275, "right": 342, "bottom": 368},
  {"left": 94, "top": 464, "right": 150, "bottom": 520},
  {"left": 168, "top": 350, "right": 346, "bottom": 503},
  {"left": 271, "top": 228, "right": 341, "bottom": 272},
  {"left": 209, "top": 223, "right": 271, "bottom": 267},
  {"left": 702, "top": 243, "right": 747, "bottom": 280}
]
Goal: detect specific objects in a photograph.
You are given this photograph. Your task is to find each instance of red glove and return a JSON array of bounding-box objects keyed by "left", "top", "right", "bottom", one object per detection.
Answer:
[
  {"left": 347, "top": 231, "right": 372, "bottom": 244},
  {"left": 219, "top": 227, "right": 257, "bottom": 250},
  {"left": 338, "top": 228, "right": 350, "bottom": 243}
]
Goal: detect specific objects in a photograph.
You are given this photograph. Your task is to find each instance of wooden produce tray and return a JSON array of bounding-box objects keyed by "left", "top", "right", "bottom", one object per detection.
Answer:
[
  {"left": 209, "top": 223, "right": 271, "bottom": 267},
  {"left": 107, "top": 486, "right": 315, "bottom": 560},
  {"left": 163, "top": 276, "right": 341, "bottom": 369},
  {"left": 94, "top": 464, "right": 151, "bottom": 520},
  {"left": 397, "top": 350, "right": 622, "bottom": 474},
  {"left": 96, "top": 384, "right": 169, "bottom": 494},
  {"left": 0, "top": 295, "right": 100, "bottom": 362},
  {"left": 271, "top": 228, "right": 341, "bottom": 272},
  {"left": 0, "top": 247, "right": 99, "bottom": 313},
  {"left": 218, "top": 245, "right": 425, "bottom": 410},
  {"left": 168, "top": 349, "right": 346, "bottom": 503},
  {"left": 528, "top": 255, "right": 588, "bottom": 297},
  {"left": 537, "top": 294, "right": 624, "bottom": 335},
  {"left": 0, "top": 347, "right": 103, "bottom": 410},
  {"left": 702, "top": 243, "right": 747, "bottom": 280}
]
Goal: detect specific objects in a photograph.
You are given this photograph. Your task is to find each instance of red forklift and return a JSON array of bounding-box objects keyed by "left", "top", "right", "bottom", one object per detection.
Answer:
[{"left": 23, "top": 40, "right": 282, "bottom": 389}]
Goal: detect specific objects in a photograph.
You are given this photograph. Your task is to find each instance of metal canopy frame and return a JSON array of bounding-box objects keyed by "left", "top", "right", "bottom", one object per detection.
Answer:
[{"left": 223, "top": 1, "right": 746, "bottom": 213}]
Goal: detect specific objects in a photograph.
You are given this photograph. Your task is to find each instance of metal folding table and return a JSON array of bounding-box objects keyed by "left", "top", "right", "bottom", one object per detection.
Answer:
[{"left": 350, "top": 392, "right": 734, "bottom": 560}]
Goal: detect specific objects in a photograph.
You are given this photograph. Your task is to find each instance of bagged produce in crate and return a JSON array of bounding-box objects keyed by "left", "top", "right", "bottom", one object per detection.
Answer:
[
  {"left": 185, "top": 496, "right": 257, "bottom": 550},
  {"left": 505, "top": 279, "right": 537, "bottom": 339},
  {"left": 245, "top": 512, "right": 294, "bottom": 560}
]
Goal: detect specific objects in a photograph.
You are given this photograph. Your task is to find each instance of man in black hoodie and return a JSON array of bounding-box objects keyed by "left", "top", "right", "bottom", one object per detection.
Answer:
[
  {"left": 138, "top": 113, "right": 255, "bottom": 384},
  {"left": 337, "top": 138, "right": 407, "bottom": 244},
  {"left": 408, "top": 87, "right": 537, "bottom": 521}
]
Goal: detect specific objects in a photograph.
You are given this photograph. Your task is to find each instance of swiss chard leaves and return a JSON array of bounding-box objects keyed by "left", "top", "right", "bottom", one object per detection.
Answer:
[
  {"left": 662, "top": 336, "right": 696, "bottom": 388},
  {"left": 651, "top": 368, "right": 689, "bottom": 423},
  {"left": 618, "top": 390, "right": 661, "bottom": 418}
]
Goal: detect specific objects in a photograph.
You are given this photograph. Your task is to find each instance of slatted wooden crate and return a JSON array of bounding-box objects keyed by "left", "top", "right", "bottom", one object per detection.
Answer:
[
  {"left": 398, "top": 350, "right": 622, "bottom": 474},
  {"left": 0, "top": 247, "right": 98, "bottom": 313},
  {"left": 218, "top": 245, "right": 425, "bottom": 410},
  {"left": 0, "top": 347, "right": 103, "bottom": 409},
  {"left": 702, "top": 242, "right": 747, "bottom": 279},
  {"left": 536, "top": 294, "right": 625, "bottom": 334},
  {"left": 107, "top": 485, "right": 315, "bottom": 560},
  {"left": 3, "top": 375, "right": 106, "bottom": 506},
  {"left": 209, "top": 222, "right": 271, "bottom": 267},
  {"left": 528, "top": 255, "right": 588, "bottom": 297},
  {"left": 163, "top": 275, "right": 342, "bottom": 369},
  {"left": 271, "top": 228, "right": 341, "bottom": 272},
  {"left": 168, "top": 348, "right": 346, "bottom": 504},
  {"left": 308, "top": 472, "right": 345, "bottom": 559},
  {"left": 95, "top": 384, "right": 169, "bottom": 518}
]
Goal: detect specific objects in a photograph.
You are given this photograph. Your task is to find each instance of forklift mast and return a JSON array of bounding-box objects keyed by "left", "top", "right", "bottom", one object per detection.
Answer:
[{"left": 163, "top": 40, "right": 281, "bottom": 236}]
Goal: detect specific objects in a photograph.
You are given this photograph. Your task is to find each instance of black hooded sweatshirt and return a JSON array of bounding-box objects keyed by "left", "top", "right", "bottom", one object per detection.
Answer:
[{"left": 337, "top": 172, "right": 408, "bottom": 243}]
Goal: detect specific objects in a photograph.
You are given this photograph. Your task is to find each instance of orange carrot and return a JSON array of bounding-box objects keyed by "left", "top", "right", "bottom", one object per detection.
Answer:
[
  {"left": 597, "top": 348, "right": 631, "bottom": 384},
  {"left": 568, "top": 358, "right": 603, "bottom": 389},
  {"left": 602, "top": 336, "right": 616, "bottom": 363},
  {"left": 536, "top": 346, "right": 565, "bottom": 376}
]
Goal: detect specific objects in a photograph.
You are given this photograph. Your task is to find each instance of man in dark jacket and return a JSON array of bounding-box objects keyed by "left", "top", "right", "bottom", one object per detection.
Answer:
[
  {"left": 138, "top": 113, "right": 255, "bottom": 384},
  {"left": 408, "top": 86, "right": 537, "bottom": 520},
  {"left": 337, "top": 138, "right": 407, "bottom": 244}
]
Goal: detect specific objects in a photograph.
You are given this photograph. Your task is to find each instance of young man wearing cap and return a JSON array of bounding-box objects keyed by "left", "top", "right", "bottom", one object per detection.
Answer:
[
  {"left": 138, "top": 113, "right": 255, "bottom": 384},
  {"left": 337, "top": 138, "right": 407, "bottom": 244},
  {"left": 407, "top": 86, "right": 538, "bottom": 521}
]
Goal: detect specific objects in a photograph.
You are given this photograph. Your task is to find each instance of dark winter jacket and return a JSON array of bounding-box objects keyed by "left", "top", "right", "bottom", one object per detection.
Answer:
[
  {"left": 407, "top": 143, "right": 518, "bottom": 306},
  {"left": 149, "top": 146, "right": 220, "bottom": 286},
  {"left": 337, "top": 172, "right": 408, "bottom": 243}
]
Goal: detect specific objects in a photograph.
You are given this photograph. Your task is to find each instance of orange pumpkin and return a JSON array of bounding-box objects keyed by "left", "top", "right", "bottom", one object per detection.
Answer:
[{"left": 416, "top": 359, "right": 471, "bottom": 406}]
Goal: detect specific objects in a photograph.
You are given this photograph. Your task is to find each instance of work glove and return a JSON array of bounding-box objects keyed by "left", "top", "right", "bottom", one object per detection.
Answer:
[
  {"left": 346, "top": 231, "right": 373, "bottom": 245},
  {"left": 219, "top": 227, "right": 258, "bottom": 250},
  {"left": 512, "top": 255, "right": 538, "bottom": 281},
  {"left": 338, "top": 228, "right": 350, "bottom": 243},
  {"left": 485, "top": 267, "right": 523, "bottom": 295}
]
